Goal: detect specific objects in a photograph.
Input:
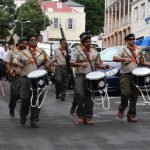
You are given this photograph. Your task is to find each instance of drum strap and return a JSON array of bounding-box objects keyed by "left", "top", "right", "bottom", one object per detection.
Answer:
[
  {"left": 77, "top": 49, "right": 95, "bottom": 71},
  {"left": 11, "top": 49, "right": 18, "bottom": 56},
  {"left": 123, "top": 48, "right": 137, "bottom": 64},
  {"left": 28, "top": 49, "right": 42, "bottom": 69},
  {"left": 83, "top": 50, "right": 95, "bottom": 71}
]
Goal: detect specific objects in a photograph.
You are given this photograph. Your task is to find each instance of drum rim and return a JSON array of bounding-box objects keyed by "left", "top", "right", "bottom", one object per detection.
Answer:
[
  {"left": 86, "top": 71, "right": 105, "bottom": 80},
  {"left": 27, "top": 69, "right": 47, "bottom": 79},
  {"left": 132, "top": 67, "right": 150, "bottom": 76}
]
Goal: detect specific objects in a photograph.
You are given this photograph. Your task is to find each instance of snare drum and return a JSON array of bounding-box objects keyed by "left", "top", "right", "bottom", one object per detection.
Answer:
[
  {"left": 132, "top": 67, "right": 150, "bottom": 87},
  {"left": 86, "top": 71, "right": 106, "bottom": 91},
  {"left": 27, "top": 70, "right": 49, "bottom": 89}
]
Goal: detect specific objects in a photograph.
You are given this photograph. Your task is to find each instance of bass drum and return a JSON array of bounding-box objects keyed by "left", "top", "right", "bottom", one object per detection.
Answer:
[
  {"left": 86, "top": 71, "right": 106, "bottom": 91},
  {"left": 27, "top": 69, "right": 49, "bottom": 89},
  {"left": 132, "top": 67, "right": 150, "bottom": 87}
]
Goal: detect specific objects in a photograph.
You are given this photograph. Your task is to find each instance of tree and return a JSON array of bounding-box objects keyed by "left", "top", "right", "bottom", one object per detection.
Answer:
[
  {"left": 61, "top": 0, "right": 104, "bottom": 35},
  {"left": 0, "top": 0, "right": 16, "bottom": 40},
  {"left": 14, "top": 0, "right": 51, "bottom": 38}
]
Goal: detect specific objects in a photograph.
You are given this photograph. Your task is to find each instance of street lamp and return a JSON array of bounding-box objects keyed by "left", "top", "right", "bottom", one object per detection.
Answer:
[{"left": 15, "top": 20, "right": 31, "bottom": 37}]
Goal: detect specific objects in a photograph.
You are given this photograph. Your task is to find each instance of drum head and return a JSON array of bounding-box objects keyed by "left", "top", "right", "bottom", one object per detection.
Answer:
[
  {"left": 132, "top": 67, "right": 150, "bottom": 76},
  {"left": 86, "top": 71, "right": 105, "bottom": 80},
  {"left": 27, "top": 70, "right": 47, "bottom": 79}
]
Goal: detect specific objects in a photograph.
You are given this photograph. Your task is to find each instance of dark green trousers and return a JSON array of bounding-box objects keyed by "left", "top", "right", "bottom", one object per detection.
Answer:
[
  {"left": 119, "top": 73, "right": 139, "bottom": 117},
  {"left": 75, "top": 75, "right": 93, "bottom": 119},
  {"left": 19, "top": 77, "right": 43, "bottom": 121},
  {"left": 55, "top": 66, "right": 68, "bottom": 98},
  {"left": 9, "top": 76, "right": 21, "bottom": 113}
]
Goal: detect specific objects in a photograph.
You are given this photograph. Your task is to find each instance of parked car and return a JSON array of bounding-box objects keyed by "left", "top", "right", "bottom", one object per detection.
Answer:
[
  {"left": 68, "top": 41, "right": 99, "bottom": 51},
  {"left": 98, "top": 46, "right": 150, "bottom": 93},
  {"left": 95, "top": 47, "right": 106, "bottom": 52},
  {"left": 99, "top": 46, "right": 123, "bottom": 92}
]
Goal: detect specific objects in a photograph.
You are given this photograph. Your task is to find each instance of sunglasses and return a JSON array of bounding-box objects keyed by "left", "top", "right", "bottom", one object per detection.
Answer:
[{"left": 128, "top": 38, "right": 135, "bottom": 41}]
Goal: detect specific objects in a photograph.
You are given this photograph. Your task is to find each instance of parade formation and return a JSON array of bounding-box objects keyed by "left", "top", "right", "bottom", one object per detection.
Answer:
[
  {"left": 1, "top": 2, "right": 150, "bottom": 150},
  {"left": 0, "top": 31, "right": 150, "bottom": 129}
]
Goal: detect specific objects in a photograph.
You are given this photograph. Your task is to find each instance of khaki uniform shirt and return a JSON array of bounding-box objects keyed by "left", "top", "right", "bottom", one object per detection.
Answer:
[
  {"left": 53, "top": 48, "right": 66, "bottom": 66},
  {"left": 70, "top": 45, "right": 101, "bottom": 74},
  {"left": 4, "top": 49, "right": 21, "bottom": 75},
  {"left": 13, "top": 47, "right": 50, "bottom": 76},
  {"left": 117, "top": 46, "right": 142, "bottom": 74}
]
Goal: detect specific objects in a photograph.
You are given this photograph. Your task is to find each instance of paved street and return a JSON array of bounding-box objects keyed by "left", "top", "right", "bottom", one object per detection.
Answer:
[{"left": 0, "top": 80, "right": 150, "bottom": 150}]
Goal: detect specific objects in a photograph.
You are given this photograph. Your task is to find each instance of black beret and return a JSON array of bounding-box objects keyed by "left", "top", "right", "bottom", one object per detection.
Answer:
[
  {"left": 79, "top": 32, "right": 92, "bottom": 42},
  {"left": 124, "top": 33, "right": 135, "bottom": 40},
  {"left": 27, "top": 34, "right": 37, "bottom": 41},
  {"left": 36, "top": 34, "right": 43, "bottom": 38},
  {"left": 18, "top": 37, "right": 27, "bottom": 43}
]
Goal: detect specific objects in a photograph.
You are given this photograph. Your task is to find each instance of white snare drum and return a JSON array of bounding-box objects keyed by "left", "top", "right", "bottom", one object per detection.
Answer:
[
  {"left": 86, "top": 71, "right": 106, "bottom": 91},
  {"left": 27, "top": 70, "right": 49, "bottom": 89},
  {"left": 132, "top": 67, "right": 150, "bottom": 87}
]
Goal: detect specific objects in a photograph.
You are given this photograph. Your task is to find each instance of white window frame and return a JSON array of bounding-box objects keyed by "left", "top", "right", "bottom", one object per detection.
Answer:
[
  {"left": 134, "top": 7, "right": 138, "bottom": 22},
  {"left": 53, "top": 18, "right": 59, "bottom": 29},
  {"left": 67, "top": 18, "right": 73, "bottom": 30},
  {"left": 141, "top": 3, "right": 145, "bottom": 19}
]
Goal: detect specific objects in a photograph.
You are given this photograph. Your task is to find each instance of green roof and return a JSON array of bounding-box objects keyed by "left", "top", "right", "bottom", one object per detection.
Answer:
[{"left": 64, "top": 0, "right": 84, "bottom": 7}]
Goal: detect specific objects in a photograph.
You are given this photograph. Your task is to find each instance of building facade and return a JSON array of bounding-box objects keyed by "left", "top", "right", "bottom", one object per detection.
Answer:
[
  {"left": 104, "top": 0, "right": 150, "bottom": 47},
  {"left": 103, "top": 0, "right": 133, "bottom": 47},
  {"left": 41, "top": 1, "right": 85, "bottom": 42},
  {"left": 131, "top": 0, "right": 150, "bottom": 39}
]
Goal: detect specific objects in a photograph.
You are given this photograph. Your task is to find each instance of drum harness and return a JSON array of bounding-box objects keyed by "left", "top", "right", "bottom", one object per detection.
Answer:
[
  {"left": 76, "top": 48, "right": 110, "bottom": 110},
  {"left": 24, "top": 49, "right": 51, "bottom": 108},
  {"left": 123, "top": 48, "right": 150, "bottom": 103}
]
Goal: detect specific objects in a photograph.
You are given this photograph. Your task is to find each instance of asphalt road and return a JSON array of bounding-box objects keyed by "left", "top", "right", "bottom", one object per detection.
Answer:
[{"left": 0, "top": 80, "right": 150, "bottom": 150}]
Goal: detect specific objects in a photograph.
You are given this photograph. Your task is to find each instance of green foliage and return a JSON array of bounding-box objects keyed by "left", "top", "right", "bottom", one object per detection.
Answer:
[
  {"left": 0, "top": 0, "right": 16, "bottom": 38},
  {"left": 75, "top": 0, "right": 104, "bottom": 35},
  {"left": 15, "top": 0, "right": 51, "bottom": 37}
]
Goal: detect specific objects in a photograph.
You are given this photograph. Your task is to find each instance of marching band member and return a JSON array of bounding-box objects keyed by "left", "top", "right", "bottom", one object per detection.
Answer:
[
  {"left": 113, "top": 33, "right": 149, "bottom": 122},
  {"left": 4, "top": 37, "right": 27, "bottom": 117},
  {"left": 70, "top": 32, "right": 109, "bottom": 125},
  {"left": 51, "top": 38, "right": 70, "bottom": 101},
  {"left": 12, "top": 34, "right": 51, "bottom": 128}
]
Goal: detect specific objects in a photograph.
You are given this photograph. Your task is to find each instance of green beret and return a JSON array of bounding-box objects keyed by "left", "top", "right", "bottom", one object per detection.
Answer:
[
  {"left": 79, "top": 32, "right": 92, "bottom": 42},
  {"left": 18, "top": 37, "right": 27, "bottom": 43}
]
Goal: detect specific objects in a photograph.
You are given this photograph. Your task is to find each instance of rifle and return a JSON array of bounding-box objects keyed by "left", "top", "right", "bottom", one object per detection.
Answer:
[
  {"left": 59, "top": 24, "right": 71, "bottom": 70},
  {"left": 59, "top": 24, "right": 75, "bottom": 88}
]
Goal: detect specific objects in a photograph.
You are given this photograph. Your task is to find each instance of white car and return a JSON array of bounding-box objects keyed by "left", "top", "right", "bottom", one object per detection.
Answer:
[{"left": 68, "top": 41, "right": 99, "bottom": 51}]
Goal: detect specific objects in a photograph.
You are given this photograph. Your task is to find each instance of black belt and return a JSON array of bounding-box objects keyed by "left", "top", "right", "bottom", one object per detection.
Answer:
[
  {"left": 21, "top": 76, "right": 27, "bottom": 78},
  {"left": 120, "top": 73, "right": 132, "bottom": 75},
  {"left": 76, "top": 73, "right": 86, "bottom": 77},
  {"left": 56, "top": 65, "right": 67, "bottom": 68}
]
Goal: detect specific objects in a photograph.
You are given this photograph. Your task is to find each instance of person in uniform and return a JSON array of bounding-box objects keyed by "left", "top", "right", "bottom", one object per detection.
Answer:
[
  {"left": 113, "top": 33, "right": 150, "bottom": 122},
  {"left": 13, "top": 34, "right": 51, "bottom": 128},
  {"left": 0, "top": 44, "right": 6, "bottom": 79},
  {"left": 37, "top": 34, "right": 43, "bottom": 44},
  {"left": 52, "top": 38, "right": 69, "bottom": 101},
  {"left": 4, "top": 37, "right": 27, "bottom": 117},
  {"left": 70, "top": 32, "right": 109, "bottom": 125}
]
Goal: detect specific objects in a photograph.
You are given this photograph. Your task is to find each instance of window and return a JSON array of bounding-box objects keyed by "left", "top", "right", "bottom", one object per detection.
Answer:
[
  {"left": 53, "top": 18, "right": 59, "bottom": 29},
  {"left": 141, "top": 3, "right": 145, "bottom": 19},
  {"left": 134, "top": 7, "right": 138, "bottom": 21},
  {"left": 67, "top": 18, "right": 73, "bottom": 29}
]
